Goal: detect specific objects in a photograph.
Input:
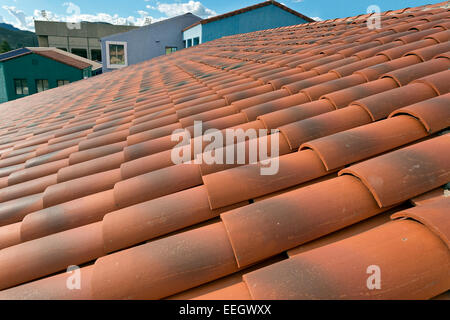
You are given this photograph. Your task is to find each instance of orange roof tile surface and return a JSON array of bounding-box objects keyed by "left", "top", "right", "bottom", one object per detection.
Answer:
[{"left": 0, "top": 1, "right": 449, "bottom": 300}]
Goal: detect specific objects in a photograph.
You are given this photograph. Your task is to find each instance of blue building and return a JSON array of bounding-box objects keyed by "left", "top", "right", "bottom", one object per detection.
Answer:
[
  {"left": 101, "top": 13, "right": 202, "bottom": 73},
  {"left": 183, "top": 0, "right": 314, "bottom": 47}
]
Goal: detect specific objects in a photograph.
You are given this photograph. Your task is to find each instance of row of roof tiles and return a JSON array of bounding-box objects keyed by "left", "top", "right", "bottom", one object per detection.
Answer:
[{"left": 0, "top": 2, "right": 448, "bottom": 299}]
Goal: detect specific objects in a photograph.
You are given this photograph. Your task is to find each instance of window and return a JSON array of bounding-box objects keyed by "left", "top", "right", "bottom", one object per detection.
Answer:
[
  {"left": 91, "top": 49, "right": 102, "bottom": 62},
  {"left": 165, "top": 47, "right": 177, "bottom": 55},
  {"left": 36, "top": 79, "right": 49, "bottom": 93},
  {"left": 187, "top": 39, "right": 192, "bottom": 48},
  {"left": 57, "top": 80, "right": 70, "bottom": 87},
  {"left": 193, "top": 37, "right": 200, "bottom": 46},
  {"left": 57, "top": 47, "right": 68, "bottom": 52},
  {"left": 183, "top": 40, "right": 186, "bottom": 48},
  {"left": 14, "top": 79, "right": 29, "bottom": 95},
  {"left": 106, "top": 41, "right": 128, "bottom": 69},
  {"left": 71, "top": 48, "right": 88, "bottom": 59}
]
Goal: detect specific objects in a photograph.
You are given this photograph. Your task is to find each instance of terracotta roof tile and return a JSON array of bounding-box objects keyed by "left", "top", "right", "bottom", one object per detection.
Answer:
[
  {"left": 340, "top": 134, "right": 449, "bottom": 207},
  {"left": 0, "top": 2, "right": 448, "bottom": 299},
  {"left": 390, "top": 93, "right": 450, "bottom": 133},
  {"left": 301, "top": 115, "right": 428, "bottom": 171},
  {"left": 243, "top": 216, "right": 449, "bottom": 299},
  {"left": 279, "top": 105, "right": 373, "bottom": 150},
  {"left": 92, "top": 222, "right": 239, "bottom": 299},
  {"left": 31, "top": 50, "right": 92, "bottom": 70}
]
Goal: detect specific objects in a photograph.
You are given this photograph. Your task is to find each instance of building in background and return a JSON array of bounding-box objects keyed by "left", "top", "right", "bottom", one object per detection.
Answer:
[
  {"left": 34, "top": 21, "right": 139, "bottom": 62},
  {"left": 29, "top": 47, "right": 103, "bottom": 76},
  {"left": 100, "top": 13, "right": 201, "bottom": 73},
  {"left": 0, "top": 47, "right": 95, "bottom": 103},
  {"left": 183, "top": 0, "right": 314, "bottom": 47}
]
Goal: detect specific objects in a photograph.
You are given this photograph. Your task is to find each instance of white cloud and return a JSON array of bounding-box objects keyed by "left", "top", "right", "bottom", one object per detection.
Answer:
[
  {"left": 2, "top": 1, "right": 214, "bottom": 31},
  {"left": 311, "top": 16, "right": 323, "bottom": 21},
  {"left": 147, "top": 1, "right": 216, "bottom": 18},
  {"left": 34, "top": 3, "right": 163, "bottom": 27},
  {"left": 0, "top": 5, "right": 165, "bottom": 31},
  {"left": 2, "top": 6, "right": 35, "bottom": 30}
]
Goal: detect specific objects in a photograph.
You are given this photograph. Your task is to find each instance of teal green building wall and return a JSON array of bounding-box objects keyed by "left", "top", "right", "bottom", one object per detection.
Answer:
[
  {"left": 0, "top": 53, "right": 92, "bottom": 103},
  {"left": 202, "top": 4, "right": 309, "bottom": 43},
  {"left": 0, "top": 64, "right": 7, "bottom": 104}
]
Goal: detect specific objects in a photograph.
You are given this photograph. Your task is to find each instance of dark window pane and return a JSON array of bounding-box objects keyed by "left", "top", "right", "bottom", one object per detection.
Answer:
[
  {"left": 15, "top": 79, "right": 22, "bottom": 95},
  {"left": 57, "top": 80, "right": 69, "bottom": 87},
  {"left": 71, "top": 48, "right": 88, "bottom": 59},
  {"left": 22, "top": 80, "right": 29, "bottom": 94},
  {"left": 36, "top": 79, "right": 49, "bottom": 93},
  {"left": 14, "top": 79, "right": 28, "bottom": 95},
  {"left": 91, "top": 49, "right": 102, "bottom": 62},
  {"left": 193, "top": 37, "right": 200, "bottom": 46},
  {"left": 36, "top": 80, "right": 42, "bottom": 92},
  {"left": 165, "top": 47, "right": 177, "bottom": 55}
]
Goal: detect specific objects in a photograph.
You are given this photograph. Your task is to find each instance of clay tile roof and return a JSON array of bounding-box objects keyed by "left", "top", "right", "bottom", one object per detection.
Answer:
[{"left": 0, "top": 2, "right": 448, "bottom": 300}]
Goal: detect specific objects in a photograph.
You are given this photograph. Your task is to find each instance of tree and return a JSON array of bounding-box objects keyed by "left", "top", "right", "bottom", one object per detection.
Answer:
[{"left": 0, "top": 41, "right": 12, "bottom": 54}]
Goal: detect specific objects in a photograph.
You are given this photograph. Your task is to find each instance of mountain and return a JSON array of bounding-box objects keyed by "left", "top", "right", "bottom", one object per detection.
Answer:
[
  {"left": 0, "top": 23, "right": 38, "bottom": 49},
  {"left": 0, "top": 23, "right": 22, "bottom": 32}
]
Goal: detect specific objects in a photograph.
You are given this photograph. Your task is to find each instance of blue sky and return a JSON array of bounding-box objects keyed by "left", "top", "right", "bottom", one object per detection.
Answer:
[{"left": 0, "top": 0, "right": 442, "bottom": 31}]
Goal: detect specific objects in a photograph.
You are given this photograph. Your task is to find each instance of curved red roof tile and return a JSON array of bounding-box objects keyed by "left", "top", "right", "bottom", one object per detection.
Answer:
[
  {"left": 42, "top": 169, "right": 121, "bottom": 208},
  {"left": 392, "top": 197, "right": 450, "bottom": 249},
  {"left": 279, "top": 105, "right": 372, "bottom": 150},
  {"left": 322, "top": 77, "right": 398, "bottom": 108},
  {"left": 8, "top": 158, "right": 68, "bottom": 185},
  {"left": 91, "top": 222, "right": 238, "bottom": 299},
  {"left": 68, "top": 141, "right": 126, "bottom": 164},
  {"left": 221, "top": 175, "right": 385, "bottom": 268},
  {"left": 114, "top": 163, "right": 202, "bottom": 208},
  {"left": 352, "top": 82, "right": 438, "bottom": 121},
  {"left": 203, "top": 149, "right": 328, "bottom": 209},
  {"left": 390, "top": 93, "right": 450, "bottom": 133},
  {"left": 57, "top": 152, "right": 124, "bottom": 183},
  {"left": 20, "top": 190, "right": 117, "bottom": 242},
  {"left": 355, "top": 55, "right": 420, "bottom": 81},
  {"left": 0, "top": 222, "right": 21, "bottom": 250},
  {"left": 287, "top": 210, "right": 394, "bottom": 257},
  {"left": 0, "top": 222, "right": 104, "bottom": 291},
  {"left": 0, "top": 174, "right": 57, "bottom": 203},
  {"left": 258, "top": 99, "right": 335, "bottom": 129},
  {"left": 0, "top": 193, "right": 43, "bottom": 227},
  {"left": 412, "top": 68, "right": 450, "bottom": 95},
  {"left": 0, "top": 265, "right": 94, "bottom": 300},
  {"left": 301, "top": 115, "right": 427, "bottom": 171},
  {"left": 241, "top": 92, "right": 311, "bottom": 120},
  {"left": 340, "top": 134, "right": 450, "bottom": 207},
  {"left": 243, "top": 219, "right": 449, "bottom": 299}
]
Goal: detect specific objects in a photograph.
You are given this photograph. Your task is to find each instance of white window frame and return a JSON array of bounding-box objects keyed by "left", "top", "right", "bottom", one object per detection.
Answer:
[{"left": 105, "top": 41, "right": 128, "bottom": 69}]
